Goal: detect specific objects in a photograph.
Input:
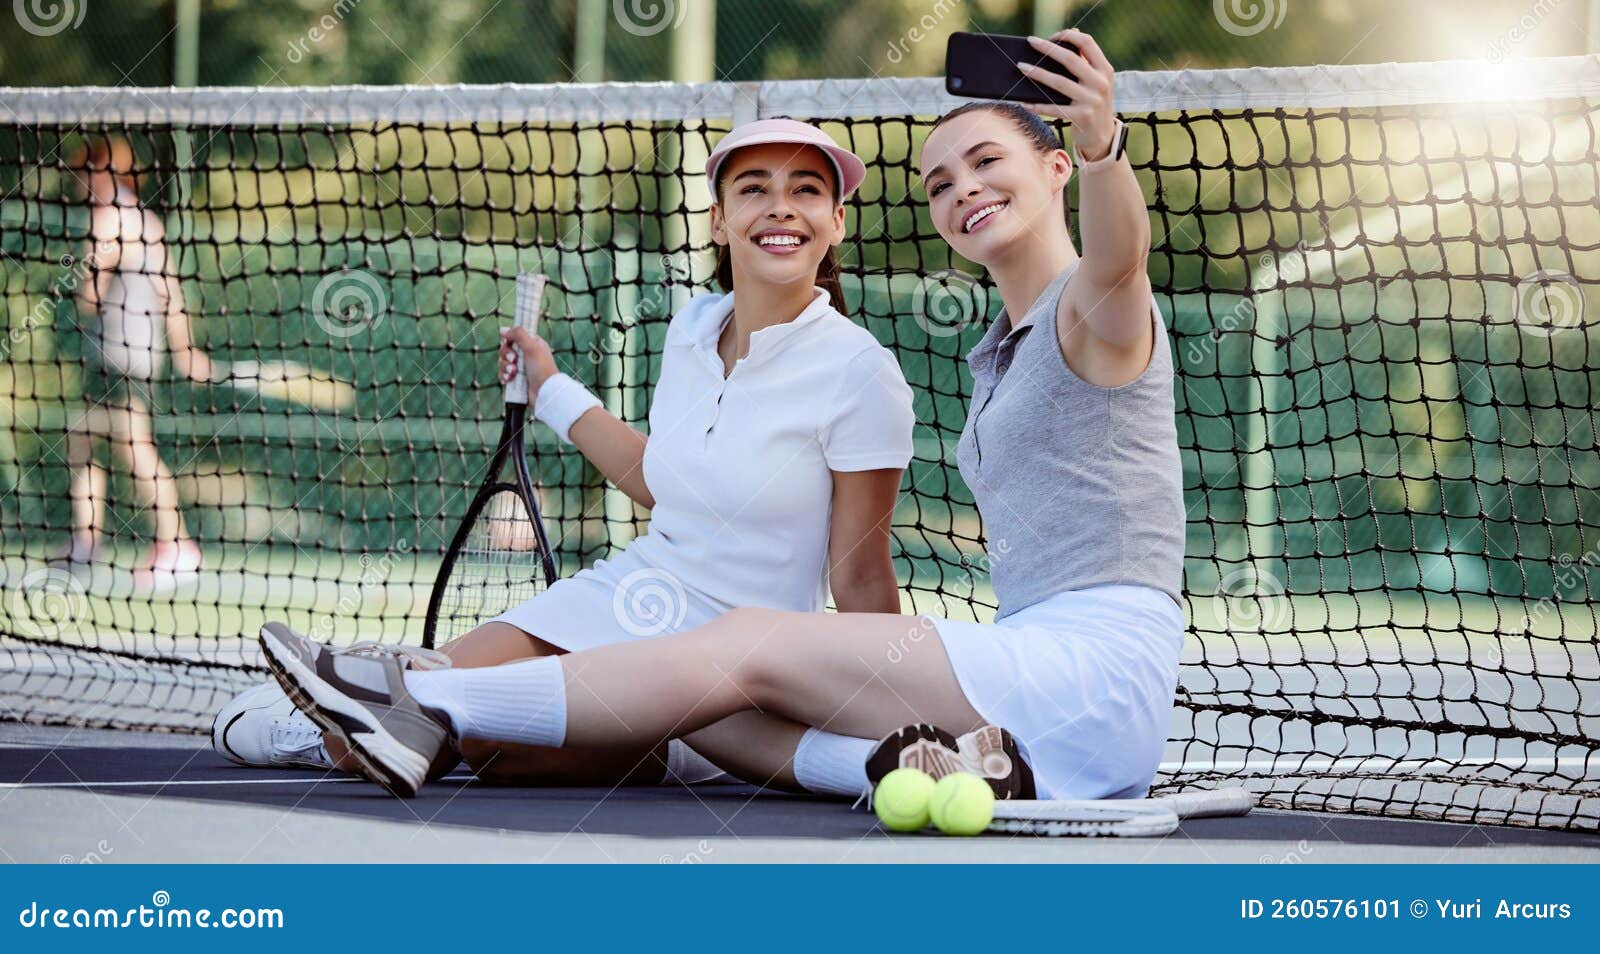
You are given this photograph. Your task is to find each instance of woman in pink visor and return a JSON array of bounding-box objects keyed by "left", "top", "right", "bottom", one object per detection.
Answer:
[{"left": 218, "top": 120, "right": 917, "bottom": 788}]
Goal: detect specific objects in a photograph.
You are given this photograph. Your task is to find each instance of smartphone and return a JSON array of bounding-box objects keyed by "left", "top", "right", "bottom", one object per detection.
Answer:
[{"left": 945, "top": 32, "right": 1076, "bottom": 106}]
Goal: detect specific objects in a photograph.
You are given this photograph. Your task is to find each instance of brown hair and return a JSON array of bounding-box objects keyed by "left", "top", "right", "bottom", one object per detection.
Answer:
[
  {"left": 66, "top": 134, "right": 140, "bottom": 193},
  {"left": 930, "top": 101, "right": 1073, "bottom": 232},
  {"left": 711, "top": 147, "right": 849, "bottom": 314}
]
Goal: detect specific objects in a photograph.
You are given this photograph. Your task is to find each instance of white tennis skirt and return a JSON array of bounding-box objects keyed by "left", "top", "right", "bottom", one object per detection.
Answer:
[
  {"left": 930, "top": 584, "right": 1185, "bottom": 801},
  {"left": 491, "top": 546, "right": 735, "bottom": 653}
]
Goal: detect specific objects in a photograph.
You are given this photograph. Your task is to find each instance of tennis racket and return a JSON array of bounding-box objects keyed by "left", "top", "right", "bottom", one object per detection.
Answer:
[
  {"left": 421, "top": 273, "right": 558, "bottom": 649},
  {"left": 211, "top": 358, "right": 356, "bottom": 411},
  {"left": 987, "top": 787, "right": 1254, "bottom": 838}
]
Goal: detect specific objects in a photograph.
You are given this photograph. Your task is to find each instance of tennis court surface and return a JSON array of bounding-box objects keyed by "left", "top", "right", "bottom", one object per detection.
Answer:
[
  {"left": 3, "top": 724, "right": 1597, "bottom": 863},
  {"left": 3, "top": 59, "right": 1600, "bottom": 860}
]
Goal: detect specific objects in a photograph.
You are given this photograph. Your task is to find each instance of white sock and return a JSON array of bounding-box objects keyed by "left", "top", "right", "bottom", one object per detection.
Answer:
[
  {"left": 403, "top": 656, "right": 566, "bottom": 748},
  {"left": 792, "top": 727, "right": 874, "bottom": 797},
  {"left": 663, "top": 740, "right": 730, "bottom": 785}
]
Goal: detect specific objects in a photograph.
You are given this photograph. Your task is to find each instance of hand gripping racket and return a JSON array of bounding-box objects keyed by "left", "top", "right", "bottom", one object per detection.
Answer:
[{"left": 421, "top": 274, "right": 558, "bottom": 649}]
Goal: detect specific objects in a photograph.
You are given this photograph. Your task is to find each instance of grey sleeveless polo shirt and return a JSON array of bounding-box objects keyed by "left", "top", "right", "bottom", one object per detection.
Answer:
[{"left": 955, "top": 263, "right": 1185, "bottom": 616}]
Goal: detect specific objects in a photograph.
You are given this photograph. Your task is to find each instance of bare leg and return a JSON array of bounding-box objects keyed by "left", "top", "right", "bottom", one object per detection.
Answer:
[
  {"left": 559, "top": 609, "right": 982, "bottom": 750},
  {"left": 106, "top": 395, "right": 189, "bottom": 547},
  {"left": 677, "top": 711, "right": 810, "bottom": 792},
  {"left": 61, "top": 411, "right": 105, "bottom": 555}
]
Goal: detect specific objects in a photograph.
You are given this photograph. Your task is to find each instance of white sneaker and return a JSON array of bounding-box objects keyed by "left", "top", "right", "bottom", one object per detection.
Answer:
[
  {"left": 212, "top": 680, "right": 332, "bottom": 769},
  {"left": 213, "top": 641, "right": 454, "bottom": 771}
]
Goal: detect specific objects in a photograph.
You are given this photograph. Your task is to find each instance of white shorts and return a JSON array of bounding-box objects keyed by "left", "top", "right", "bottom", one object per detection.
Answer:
[
  {"left": 931, "top": 584, "right": 1184, "bottom": 800},
  {"left": 491, "top": 545, "right": 734, "bottom": 652}
]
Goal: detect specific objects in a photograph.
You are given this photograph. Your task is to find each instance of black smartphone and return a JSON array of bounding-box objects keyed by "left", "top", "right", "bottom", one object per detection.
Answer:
[{"left": 945, "top": 32, "right": 1076, "bottom": 106}]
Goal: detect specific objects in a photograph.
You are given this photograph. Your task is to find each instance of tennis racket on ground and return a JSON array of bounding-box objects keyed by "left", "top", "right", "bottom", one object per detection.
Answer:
[
  {"left": 988, "top": 787, "right": 1254, "bottom": 837},
  {"left": 210, "top": 358, "right": 356, "bottom": 411},
  {"left": 421, "top": 273, "right": 559, "bottom": 649}
]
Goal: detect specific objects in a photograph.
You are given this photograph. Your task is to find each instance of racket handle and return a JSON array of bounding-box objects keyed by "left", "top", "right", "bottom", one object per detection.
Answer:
[
  {"left": 1160, "top": 787, "right": 1254, "bottom": 819},
  {"left": 505, "top": 274, "right": 546, "bottom": 406}
]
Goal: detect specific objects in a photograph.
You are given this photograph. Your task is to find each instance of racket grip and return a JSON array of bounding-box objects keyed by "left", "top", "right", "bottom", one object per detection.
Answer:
[
  {"left": 505, "top": 274, "right": 546, "bottom": 406},
  {"left": 1160, "top": 787, "right": 1254, "bottom": 819}
]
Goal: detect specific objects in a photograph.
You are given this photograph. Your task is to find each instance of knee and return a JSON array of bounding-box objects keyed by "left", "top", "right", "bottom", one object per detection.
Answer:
[{"left": 712, "top": 607, "right": 792, "bottom": 709}]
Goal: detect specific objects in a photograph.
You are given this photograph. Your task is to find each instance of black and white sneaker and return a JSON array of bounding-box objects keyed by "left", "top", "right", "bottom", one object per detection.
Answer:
[
  {"left": 865, "top": 723, "right": 1037, "bottom": 800},
  {"left": 214, "top": 641, "right": 460, "bottom": 780},
  {"left": 258, "top": 622, "right": 454, "bottom": 798}
]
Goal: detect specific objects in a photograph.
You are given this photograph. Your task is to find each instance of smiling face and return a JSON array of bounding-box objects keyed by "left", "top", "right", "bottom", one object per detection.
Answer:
[
  {"left": 919, "top": 108, "right": 1073, "bottom": 267},
  {"left": 711, "top": 143, "right": 846, "bottom": 292}
]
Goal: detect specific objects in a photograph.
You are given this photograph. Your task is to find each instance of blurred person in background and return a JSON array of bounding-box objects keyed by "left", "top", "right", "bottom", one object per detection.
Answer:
[{"left": 51, "top": 135, "right": 216, "bottom": 591}]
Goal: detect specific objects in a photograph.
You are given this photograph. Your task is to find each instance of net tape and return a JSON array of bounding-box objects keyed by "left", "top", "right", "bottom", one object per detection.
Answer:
[{"left": 1, "top": 58, "right": 1598, "bottom": 830}]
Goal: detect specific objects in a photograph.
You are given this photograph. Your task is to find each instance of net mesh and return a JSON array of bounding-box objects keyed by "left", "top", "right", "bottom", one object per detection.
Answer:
[{"left": 1, "top": 60, "right": 1597, "bottom": 829}]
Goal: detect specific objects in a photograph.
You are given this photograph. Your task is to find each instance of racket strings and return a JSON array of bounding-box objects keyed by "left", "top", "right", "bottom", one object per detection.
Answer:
[{"left": 434, "top": 490, "right": 547, "bottom": 644}]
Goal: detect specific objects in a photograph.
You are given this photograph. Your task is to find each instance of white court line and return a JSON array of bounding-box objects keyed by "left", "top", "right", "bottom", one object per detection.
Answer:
[{"left": 0, "top": 774, "right": 476, "bottom": 790}]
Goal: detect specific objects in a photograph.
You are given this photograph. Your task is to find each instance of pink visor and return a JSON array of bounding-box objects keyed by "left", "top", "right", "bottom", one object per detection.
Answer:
[{"left": 705, "top": 119, "right": 867, "bottom": 201}]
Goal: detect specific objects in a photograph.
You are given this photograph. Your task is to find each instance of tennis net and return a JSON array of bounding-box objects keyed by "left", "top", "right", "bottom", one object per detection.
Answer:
[{"left": 1, "top": 58, "right": 1597, "bottom": 829}]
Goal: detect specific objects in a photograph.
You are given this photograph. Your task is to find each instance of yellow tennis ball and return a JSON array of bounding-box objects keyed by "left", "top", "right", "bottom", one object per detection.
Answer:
[
  {"left": 928, "top": 772, "right": 995, "bottom": 836},
  {"left": 873, "top": 767, "right": 936, "bottom": 832}
]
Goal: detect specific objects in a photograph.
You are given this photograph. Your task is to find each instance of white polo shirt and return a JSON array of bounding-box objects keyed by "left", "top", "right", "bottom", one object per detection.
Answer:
[{"left": 625, "top": 287, "right": 916, "bottom": 612}]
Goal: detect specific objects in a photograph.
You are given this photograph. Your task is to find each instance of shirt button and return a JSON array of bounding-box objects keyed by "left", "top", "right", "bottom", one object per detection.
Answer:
[{"left": 996, "top": 359, "right": 1010, "bottom": 374}]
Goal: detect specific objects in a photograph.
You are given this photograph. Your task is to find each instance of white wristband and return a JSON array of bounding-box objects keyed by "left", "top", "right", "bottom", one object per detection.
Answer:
[{"left": 532, "top": 372, "right": 602, "bottom": 444}]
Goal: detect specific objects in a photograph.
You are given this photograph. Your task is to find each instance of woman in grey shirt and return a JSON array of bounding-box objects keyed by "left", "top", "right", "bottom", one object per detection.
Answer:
[{"left": 257, "top": 29, "right": 1187, "bottom": 803}]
